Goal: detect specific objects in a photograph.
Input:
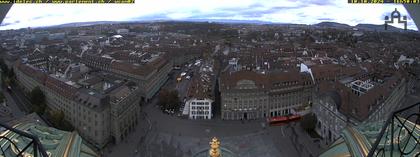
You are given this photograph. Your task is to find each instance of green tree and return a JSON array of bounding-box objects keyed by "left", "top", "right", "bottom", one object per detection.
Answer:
[
  {"left": 47, "top": 109, "right": 73, "bottom": 131},
  {"left": 158, "top": 89, "right": 181, "bottom": 111},
  {"left": 50, "top": 110, "right": 64, "bottom": 126},
  {"left": 7, "top": 68, "right": 14, "bottom": 80},
  {"left": 45, "top": 108, "right": 74, "bottom": 131},
  {"left": 3, "top": 77, "right": 10, "bottom": 87},
  {"left": 0, "top": 92, "right": 5, "bottom": 103},
  {"left": 158, "top": 89, "right": 169, "bottom": 107},
  {"left": 30, "top": 87, "right": 46, "bottom": 115},
  {"left": 0, "top": 58, "right": 8, "bottom": 74},
  {"left": 300, "top": 113, "right": 317, "bottom": 131}
]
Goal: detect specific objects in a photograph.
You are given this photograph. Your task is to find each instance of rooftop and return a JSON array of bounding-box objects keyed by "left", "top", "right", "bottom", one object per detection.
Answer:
[{"left": 0, "top": 116, "right": 98, "bottom": 157}]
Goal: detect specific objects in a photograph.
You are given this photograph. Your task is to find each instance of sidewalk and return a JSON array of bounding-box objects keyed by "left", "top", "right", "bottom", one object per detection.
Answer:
[{"left": 289, "top": 122, "right": 326, "bottom": 157}]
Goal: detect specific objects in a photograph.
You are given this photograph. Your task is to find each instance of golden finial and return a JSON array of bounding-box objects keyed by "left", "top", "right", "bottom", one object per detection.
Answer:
[{"left": 209, "top": 137, "right": 221, "bottom": 157}]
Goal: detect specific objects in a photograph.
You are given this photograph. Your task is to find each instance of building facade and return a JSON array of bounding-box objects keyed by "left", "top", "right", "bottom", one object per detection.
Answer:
[
  {"left": 220, "top": 70, "right": 314, "bottom": 120},
  {"left": 187, "top": 98, "right": 213, "bottom": 119},
  {"left": 312, "top": 91, "right": 348, "bottom": 145},
  {"left": 82, "top": 53, "right": 172, "bottom": 102},
  {"left": 14, "top": 60, "right": 141, "bottom": 148},
  {"left": 109, "top": 84, "right": 141, "bottom": 143},
  {"left": 313, "top": 73, "right": 409, "bottom": 145}
]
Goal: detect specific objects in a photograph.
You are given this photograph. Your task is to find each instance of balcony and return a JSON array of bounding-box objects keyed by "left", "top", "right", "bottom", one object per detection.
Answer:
[
  {"left": 0, "top": 122, "right": 48, "bottom": 157},
  {"left": 320, "top": 102, "right": 419, "bottom": 157},
  {"left": 367, "top": 102, "right": 419, "bottom": 157}
]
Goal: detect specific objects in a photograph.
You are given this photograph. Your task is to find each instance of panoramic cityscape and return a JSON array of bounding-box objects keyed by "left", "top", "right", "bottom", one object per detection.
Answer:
[{"left": 0, "top": 1, "right": 419, "bottom": 157}]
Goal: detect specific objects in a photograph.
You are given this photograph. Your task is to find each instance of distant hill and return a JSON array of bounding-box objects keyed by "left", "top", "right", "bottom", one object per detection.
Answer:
[
  {"left": 187, "top": 19, "right": 274, "bottom": 24},
  {"left": 52, "top": 21, "right": 122, "bottom": 28},
  {"left": 313, "top": 22, "right": 415, "bottom": 32},
  {"left": 46, "top": 19, "right": 273, "bottom": 28},
  {"left": 355, "top": 23, "right": 405, "bottom": 32},
  {"left": 38, "top": 20, "right": 415, "bottom": 33},
  {"left": 314, "top": 22, "right": 351, "bottom": 29}
]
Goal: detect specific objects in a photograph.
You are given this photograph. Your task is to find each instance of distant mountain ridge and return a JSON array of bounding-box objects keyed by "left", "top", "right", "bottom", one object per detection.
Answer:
[
  {"left": 356, "top": 23, "right": 401, "bottom": 32},
  {"left": 42, "top": 20, "right": 415, "bottom": 32},
  {"left": 50, "top": 19, "right": 275, "bottom": 28},
  {"left": 51, "top": 21, "right": 123, "bottom": 28},
  {"left": 314, "top": 22, "right": 351, "bottom": 28},
  {"left": 314, "top": 21, "right": 415, "bottom": 32}
]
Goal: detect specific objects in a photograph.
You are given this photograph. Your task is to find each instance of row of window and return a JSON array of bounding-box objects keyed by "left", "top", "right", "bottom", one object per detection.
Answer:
[
  {"left": 191, "top": 106, "right": 209, "bottom": 110},
  {"left": 191, "top": 102, "right": 210, "bottom": 105},
  {"left": 191, "top": 111, "right": 210, "bottom": 115}
]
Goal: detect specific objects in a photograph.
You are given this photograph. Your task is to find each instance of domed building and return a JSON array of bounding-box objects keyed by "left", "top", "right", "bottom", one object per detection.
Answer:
[
  {"left": 193, "top": 137, "right": 236, "bottom": 157},
  {"left": 0, "top": 114, "right": 99, "bottom": 157}
]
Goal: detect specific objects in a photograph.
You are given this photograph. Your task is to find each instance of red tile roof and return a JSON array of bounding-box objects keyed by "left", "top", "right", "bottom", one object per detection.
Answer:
[
  {"left": 16, "top": 63, "right": 47, "bottom": 84},
  {"left": 44, "top": 76, "right": 78, "bottom": 99},
  {"left": 110, "top": 57, "right": 168, "bottom": 77}
]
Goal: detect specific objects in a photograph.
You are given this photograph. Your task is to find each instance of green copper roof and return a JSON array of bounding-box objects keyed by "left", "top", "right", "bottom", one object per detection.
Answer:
[
  {"left": 320, "top": 118, "right": 420, "bottom": 157},
  {"left": 319, "top": 138, "right": 351, "bottom": 157},
  {"left": 0, "top": 123, "right": 98, "bottom": 157}
]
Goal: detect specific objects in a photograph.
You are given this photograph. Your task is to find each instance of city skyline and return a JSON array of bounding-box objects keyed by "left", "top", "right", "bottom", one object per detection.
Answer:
[
  {"left": 0, "top": 0, "right": 418, "bottom": 30},
  {"left": 1, "top": 8, "right": 419, "bottom": 156}
]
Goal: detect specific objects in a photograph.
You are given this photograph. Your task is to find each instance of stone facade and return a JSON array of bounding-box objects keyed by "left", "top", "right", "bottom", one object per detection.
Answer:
[
  {"left": 220, "top": 71, "right": 314, "bottom": 120},
  {"left": 14, "top": 61, "right": 141, "bottom": 148},
  {"left": 109, "top": 85, "right": 141, "bottom": 143},
  {"left": 313, "top": 92, "right": 347, "bottom": 145}
]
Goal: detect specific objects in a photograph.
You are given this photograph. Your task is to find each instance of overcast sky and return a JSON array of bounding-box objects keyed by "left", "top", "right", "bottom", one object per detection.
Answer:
[{"left": 0, "top": 0, "right": 418, "bottom": 30}]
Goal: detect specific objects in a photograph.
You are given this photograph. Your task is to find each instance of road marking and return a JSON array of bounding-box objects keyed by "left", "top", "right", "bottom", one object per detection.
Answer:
[{"left": 281, "top": 127, "right": 285, "bottom": 137}]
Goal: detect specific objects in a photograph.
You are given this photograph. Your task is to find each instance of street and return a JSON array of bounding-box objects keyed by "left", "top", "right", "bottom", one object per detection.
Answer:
[
  {"left": 106, "top": 95, "right": 323, "bottom": 157},
  {"left": 105, "top": 63, "right": 325, "bottom": 157},
  {"left": 0, "top": 89, "right": 25, "bottom": 122}
]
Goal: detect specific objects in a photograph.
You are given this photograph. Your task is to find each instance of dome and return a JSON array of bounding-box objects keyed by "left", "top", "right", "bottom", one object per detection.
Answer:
[
  {"left": 193, "top": 137, "right": 236, "bottom": 157},
  {"left": 193, "top": 147, "right": 236, "bottom": 157}
]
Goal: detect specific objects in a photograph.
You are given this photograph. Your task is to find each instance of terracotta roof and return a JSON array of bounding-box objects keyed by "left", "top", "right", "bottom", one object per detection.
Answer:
[
  {"left": 187, "top": 74, "right": 213, "bottom": 99},
  {"left": 220, "top": 71, "right": 269, "bottom": 91},
  {"left": 17, "top": 63, "right": 47, "bottom": 84},
  {"left": 110, "top": 56, "right": 168, "bottom": 77},
  {"left": 336, "top": 75, "right": 401, "bottom": 121},
  {"left": 44, "top": 76, "right": 78, "bottom": 99},
  {"left": 82, "top": 54, "right": 113, "bottom": 64},
  {"left": 220, "top": 70, "right": 314, "bottom": 91},
  {"left": 109, "top": 50, "right": 131, "bottom": 61},
  {"left": 311, "top": 64, "right": 361, "bottom": 81}
]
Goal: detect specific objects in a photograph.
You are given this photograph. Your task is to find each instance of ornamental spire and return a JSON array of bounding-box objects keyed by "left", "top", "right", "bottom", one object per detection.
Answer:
[{"left": 209, "top": 137, "right": 220, "bottom": 157}]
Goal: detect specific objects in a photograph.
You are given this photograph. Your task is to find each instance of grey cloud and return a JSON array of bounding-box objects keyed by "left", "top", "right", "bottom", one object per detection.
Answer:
[
  {"left": 131, "top": 13, "right": 168, "bottom": 20},
  {"left": 33, "top": 16, "right": 45, "bottom": 20},
  {"left": 0, "top": 22, "right": 11, "bottom": 26},
  {"left": 317, "top": 18, "right": 333, "bottom": 21},
  {"left": 304, "top": 0, "right": 333, "bottom": 5},
  {"left": 286, "top": 0, "right": 333, "bottom": 6}
]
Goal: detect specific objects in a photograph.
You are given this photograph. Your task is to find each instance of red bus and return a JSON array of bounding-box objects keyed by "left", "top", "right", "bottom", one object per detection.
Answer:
[
  {"left": 288, "top": 115, "right": 301, "bottom": 121},
  {"left": 268, "top": 114, "right": 301, "bottom": 126}
]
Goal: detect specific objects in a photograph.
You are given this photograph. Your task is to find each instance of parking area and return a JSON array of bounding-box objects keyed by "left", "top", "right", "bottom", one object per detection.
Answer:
[{"left": 165, "top": 59, "right": 216, "bottom": 117}]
